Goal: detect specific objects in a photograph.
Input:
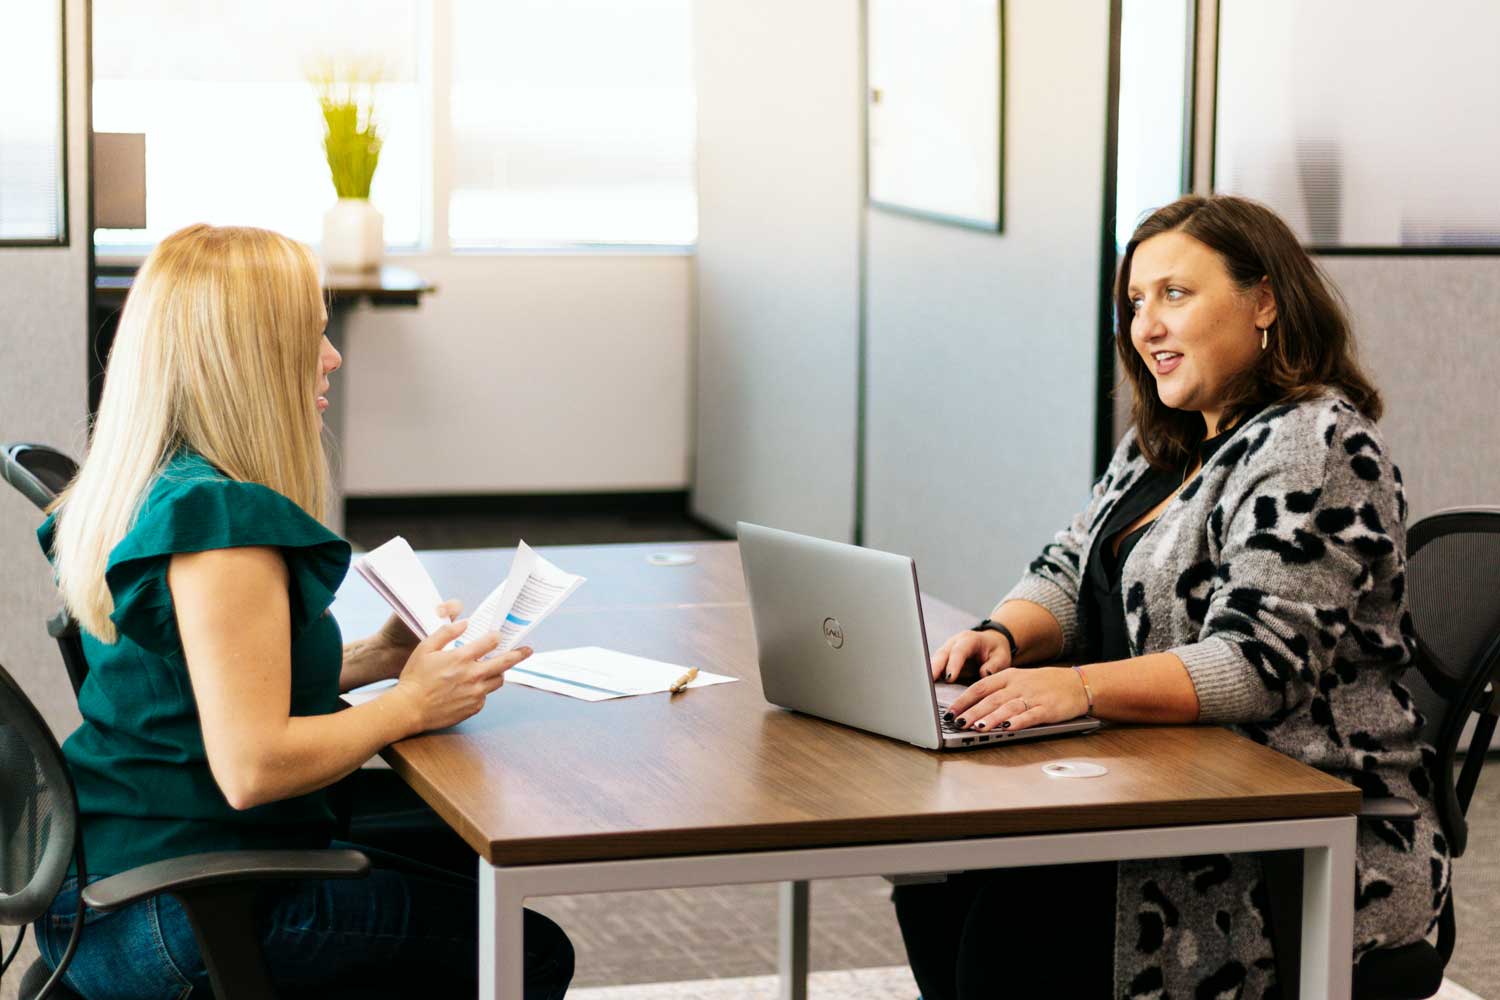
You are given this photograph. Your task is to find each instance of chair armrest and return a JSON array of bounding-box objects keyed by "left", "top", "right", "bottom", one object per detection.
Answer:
[
  {"left": 46, "top": 609, "right": 77, "bottom": 640},
  {"left": 83, "top": 849, "right": 370, "bottom": 912},
  {"left": 1358, "top": 796, "right": 1419, "bottom": 820}
]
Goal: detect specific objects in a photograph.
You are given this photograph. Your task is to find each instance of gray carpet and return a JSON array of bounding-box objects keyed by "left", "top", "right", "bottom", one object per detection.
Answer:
[
  {"left": 1444, "top": 770, "right": 1500, "bottom": 997},
  {"left": 343, "top": 500, "right": 725, "bottom": 553}
]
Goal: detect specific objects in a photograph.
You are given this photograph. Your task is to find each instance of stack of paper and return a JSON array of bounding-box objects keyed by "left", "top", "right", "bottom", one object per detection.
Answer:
[{"left": 507, "top": 647, "right": 737, "bottom": 701}]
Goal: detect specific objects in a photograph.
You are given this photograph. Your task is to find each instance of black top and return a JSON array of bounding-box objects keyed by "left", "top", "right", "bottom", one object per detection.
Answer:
[{"left": 1081, "top": 431, "right": 1232, "bottom": 663}]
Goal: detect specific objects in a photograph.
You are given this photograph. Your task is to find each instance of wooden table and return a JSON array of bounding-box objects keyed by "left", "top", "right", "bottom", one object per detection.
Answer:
[{"left": 331, "top": 540, "right": 1360, "bottom": 1000}]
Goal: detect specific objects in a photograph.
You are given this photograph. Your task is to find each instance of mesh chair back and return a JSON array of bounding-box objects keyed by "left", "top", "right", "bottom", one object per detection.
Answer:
[
  {"left": 0, "top": 663, "right": 79, "bottom": 927},
  {"left": 0, "top": 444, "right": 77, "bottom": 512},
  {"left": 2, "top": 443, "right": 90, "bottom": 698},
  {"left": 1403, "top": 508, "right": 1500, "bottom": 859}
]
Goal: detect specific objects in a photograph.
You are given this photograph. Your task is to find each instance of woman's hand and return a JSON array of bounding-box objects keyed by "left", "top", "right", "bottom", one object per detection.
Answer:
[
  {"left": 375, "top": 598, "right": 464, "bottom": 659},
  {"left": 943, "top": 666, "right": 1090, "bottom": 733},
  {"left": 929, "top": 628, "right": 1011, "bottom": 683},
  {"left": 388, "top": 619, "right": 532, "bottom": 734}
]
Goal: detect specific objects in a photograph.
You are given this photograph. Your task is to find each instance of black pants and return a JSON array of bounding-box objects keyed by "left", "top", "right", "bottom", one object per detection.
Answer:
[{"left": 892, "top": 862, "right": 1117, "bottom": 1000}]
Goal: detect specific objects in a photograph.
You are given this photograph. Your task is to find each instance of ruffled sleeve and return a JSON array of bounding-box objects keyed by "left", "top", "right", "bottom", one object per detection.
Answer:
[{"left": 103, "top": 472, "right": 350, "bottom": 657}]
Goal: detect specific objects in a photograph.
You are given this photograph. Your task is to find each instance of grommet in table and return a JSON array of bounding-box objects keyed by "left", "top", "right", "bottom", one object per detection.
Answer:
[
  {"left": 1042, "top": 761, "right": 1108, "bottom": 779},
  {"left": 646, "top": 552, "right": 697, "bottom": 567}
]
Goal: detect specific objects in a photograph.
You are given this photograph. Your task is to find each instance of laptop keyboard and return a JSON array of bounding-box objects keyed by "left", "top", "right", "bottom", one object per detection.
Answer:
[{"left": 937, "top": 703, "right": 962, "bottom": 734}]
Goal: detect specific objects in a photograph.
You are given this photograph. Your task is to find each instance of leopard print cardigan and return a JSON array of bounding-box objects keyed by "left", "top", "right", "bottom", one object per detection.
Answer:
[{"left": 1002, "top": 392, "right": 1451, "bottom": 997}]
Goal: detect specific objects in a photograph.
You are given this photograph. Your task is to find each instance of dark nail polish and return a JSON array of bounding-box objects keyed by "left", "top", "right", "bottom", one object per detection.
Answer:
[
  {"left": 974, "top": 721, "right": 986, "bottom": 730},
  {"left": 942, "top": 711, "right": 954, "bottom": 722},
  {"left": 1000, "top": 721, "right": 1011, "bottom": 729},
  {"left": 956, "top": 718, "right": 966, "bottom": 727},
  {"left": 946, "top": 673, "right": 955, "bottom": 682}
]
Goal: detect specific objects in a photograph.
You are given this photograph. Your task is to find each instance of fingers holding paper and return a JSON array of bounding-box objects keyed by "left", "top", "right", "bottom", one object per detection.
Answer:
[
  {"left": 374, "top": 597, "right": 464, "bottom": 656},
  {"left": 393, "top": 619, "right": 532, "bottom": 733}
]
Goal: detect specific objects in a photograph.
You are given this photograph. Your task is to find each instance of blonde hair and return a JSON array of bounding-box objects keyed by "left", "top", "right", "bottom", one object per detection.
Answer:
[{"left": 51, "top": 224, "right": 330, "bottom": 642}]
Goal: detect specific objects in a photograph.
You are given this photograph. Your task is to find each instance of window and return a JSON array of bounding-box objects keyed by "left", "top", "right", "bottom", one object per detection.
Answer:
[
  {"left": 448, "top": 0, "right": 697, "bottom": 247},
  {"left": 1114, "top": 0, "right": 1192, "bottom": 251},
  {"left": 92, "top": 0, "right": 424, "bottom": 251},
  {"left": 0, "top": 0, "right": 66, "bottom": 244},
  {"left": 1216, "top": 0, "right": 1500, "bottom": 249},
  {"left": 92, "top": 0, "right": 697, "bottom": 253}
]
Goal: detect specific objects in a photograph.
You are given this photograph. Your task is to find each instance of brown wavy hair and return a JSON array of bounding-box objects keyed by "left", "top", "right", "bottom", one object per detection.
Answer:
[{"left": 1115, "top": 195, "right": 1382, "bottom": 470}]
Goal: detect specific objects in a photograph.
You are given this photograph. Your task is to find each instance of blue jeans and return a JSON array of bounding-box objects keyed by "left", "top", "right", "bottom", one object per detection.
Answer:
[{"left": 34, "top": 842, "right": 573, "bottom": 999}]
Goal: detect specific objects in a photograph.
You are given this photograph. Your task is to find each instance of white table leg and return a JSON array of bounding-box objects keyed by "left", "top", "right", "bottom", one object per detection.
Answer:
[
  {"left": 1299, "top": 815, "right": 1356, "bottom": 999},
  {"left": 777, "top": 880, "right": 810, "bottom": 1000},
  {"left": 481, "top": 857, "right": 527, "bottom": 1000}
]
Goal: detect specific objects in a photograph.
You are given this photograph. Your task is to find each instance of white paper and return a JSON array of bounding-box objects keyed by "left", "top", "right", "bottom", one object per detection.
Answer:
[
  {"left": 450, "top": 542, "right": 586, "bottom": 656},
  {"left": 342, "top": 677, "right": 396, "bottom": 707},
  {"left": 353, "top": 536, "right": 448, "bottom": 639},
  {"left": 504, "top": 646, "right": 737, "bottom": 702}
]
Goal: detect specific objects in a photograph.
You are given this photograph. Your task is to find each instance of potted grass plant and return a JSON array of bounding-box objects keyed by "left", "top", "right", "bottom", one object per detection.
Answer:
[{"left": 312, "top": 63, "right": 385, "bottom": 271}]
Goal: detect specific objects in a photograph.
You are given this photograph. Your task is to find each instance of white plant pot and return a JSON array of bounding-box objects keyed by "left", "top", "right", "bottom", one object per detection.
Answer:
[{"left": 322, "top": 198, "right": 384, "bottom": 272}]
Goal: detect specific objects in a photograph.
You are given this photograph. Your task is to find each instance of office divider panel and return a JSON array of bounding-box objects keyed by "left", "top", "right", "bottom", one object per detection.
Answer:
[
  {"left": 863, "top": 0, "right": 1116, "bottom": 614},
  {"left": 0, "top": 0, "right": 91, "bottom": 738},
  {"left": 1318, "top": 257, "right": 1500, "bottom": 520},
  {"left": 691, "top": 0, "right": 863, "bottom": 543},
  {"left": 1321, "top": 260, "right": 1500, "bottom": 749}
]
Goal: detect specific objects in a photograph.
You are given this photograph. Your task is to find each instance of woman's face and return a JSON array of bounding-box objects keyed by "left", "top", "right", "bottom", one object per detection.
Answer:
[
  {"left": 1126, "top": 230, "right": 1276, "bottom": 435},
  {"left": 316, "top": 329, "right": 341, "bottom": 424}
]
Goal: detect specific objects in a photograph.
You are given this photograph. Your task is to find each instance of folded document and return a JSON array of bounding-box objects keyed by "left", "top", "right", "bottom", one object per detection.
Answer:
[{"left": 354, "top": 537, "right": 586, "bottom": 655}]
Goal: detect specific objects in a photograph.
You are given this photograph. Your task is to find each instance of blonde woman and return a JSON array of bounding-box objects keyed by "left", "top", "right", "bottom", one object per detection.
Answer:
[{"left": 36, "top": 225, "right": 573, "bottom": 998}]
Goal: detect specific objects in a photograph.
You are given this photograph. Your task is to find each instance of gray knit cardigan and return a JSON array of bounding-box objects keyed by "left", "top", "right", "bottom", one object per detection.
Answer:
[{"left": 1002, "top": 393, "right": 1450, "bottom": 998}]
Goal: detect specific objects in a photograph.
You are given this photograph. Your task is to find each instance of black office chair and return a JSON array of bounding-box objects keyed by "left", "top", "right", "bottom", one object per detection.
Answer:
[
  {"left": 1, "top": 443, "right": 90, "bottom": 699},
  {"left": 0, "top": 660, "right": 373, "bottom": 1000},
  {"left": 1267, "top": 507, "right": 1500, "bottom": 1000},
  {"left": 1, "top": 443, "right": 76, "bottom": 514}
]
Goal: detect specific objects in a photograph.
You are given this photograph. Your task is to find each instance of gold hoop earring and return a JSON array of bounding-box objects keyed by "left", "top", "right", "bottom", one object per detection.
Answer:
[{"left": 1259, "top": 327, "right": 1269, "bottom": 351}]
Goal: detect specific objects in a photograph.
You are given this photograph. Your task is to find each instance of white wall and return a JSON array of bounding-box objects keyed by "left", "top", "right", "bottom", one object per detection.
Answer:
[
  {"left": 689, "top": 0, "right": 864, "bottom": 541},
  {"left": 340, "top": 252, "right": 693, "bottom": 495},
  {"left": 0, "top": 0, "right": 91, "bottom": 737},
  {"left": 863, "top": 0, "right": 1115, "bottom": 614}
]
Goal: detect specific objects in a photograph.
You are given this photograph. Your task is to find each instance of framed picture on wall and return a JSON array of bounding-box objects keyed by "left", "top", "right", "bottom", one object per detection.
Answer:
[{"left": 867, "top": 0, "right": 1004, "bottom": 232}]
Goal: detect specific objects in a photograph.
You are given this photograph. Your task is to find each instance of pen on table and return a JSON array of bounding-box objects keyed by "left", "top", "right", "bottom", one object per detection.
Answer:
[{"left": 669, "top": 667, "right": 699, "bottom": 695}]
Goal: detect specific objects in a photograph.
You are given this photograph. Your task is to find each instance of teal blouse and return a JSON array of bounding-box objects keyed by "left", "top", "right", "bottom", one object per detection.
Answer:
[{"left": 38, "top": 451, "right": 351, "bottom": 875}]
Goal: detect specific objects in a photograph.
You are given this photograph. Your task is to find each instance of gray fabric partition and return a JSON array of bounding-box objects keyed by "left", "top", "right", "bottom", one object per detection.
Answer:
[
  {"left": 1321, "top": 256, "right": 1500, "bottom": 754},
  {"left": 0, "top": 0, "right": 90, "bottom": 739},
  {"left": 1318, "top": 256, "right": 1500, "bottom": 520},
  {"left": 690, "top": 0, "right": 863, "bottom": 542},
  {"left": 862, "top": 0, "right": 1115, "bottom": 616}
]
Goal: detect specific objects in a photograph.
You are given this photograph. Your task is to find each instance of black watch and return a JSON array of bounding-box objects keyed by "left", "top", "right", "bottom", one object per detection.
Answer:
[{"left": 972, "top": 618, "right": 1020, "bottom": 660}]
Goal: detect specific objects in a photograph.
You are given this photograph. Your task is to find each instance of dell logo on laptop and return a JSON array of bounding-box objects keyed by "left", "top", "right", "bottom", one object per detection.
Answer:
[{"left": 822, "top": 617, "right": 845, "bottom": 649}]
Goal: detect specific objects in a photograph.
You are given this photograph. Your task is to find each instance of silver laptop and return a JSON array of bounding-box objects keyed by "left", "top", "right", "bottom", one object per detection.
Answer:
[{"left": 737, "top": 522, "right": 1101, "bottom": 750}]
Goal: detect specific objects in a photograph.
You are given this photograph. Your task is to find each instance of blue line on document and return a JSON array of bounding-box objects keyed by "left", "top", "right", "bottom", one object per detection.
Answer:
[
  {"left": 505, "top": 613, "right": 532, "bottom": 625},
  {"left": 508, "top": 667, "right": 627, "bottom": 697}
]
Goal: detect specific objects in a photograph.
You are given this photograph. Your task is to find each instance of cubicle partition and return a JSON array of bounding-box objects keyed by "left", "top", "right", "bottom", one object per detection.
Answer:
[
  {"left": 693, "top": 0, "right": 1117, "bottom": 615},
  {"left": 690, "top": 0, "right": 865, "bottom": 545},
  {"left": 0, "top": 0, "right": 92, "bottom": 738}
]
